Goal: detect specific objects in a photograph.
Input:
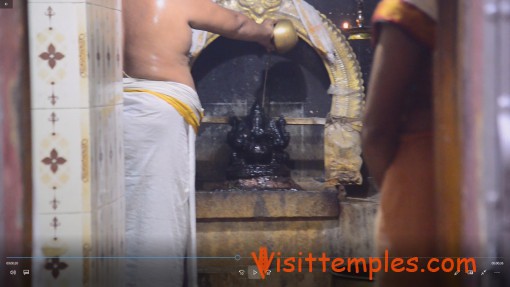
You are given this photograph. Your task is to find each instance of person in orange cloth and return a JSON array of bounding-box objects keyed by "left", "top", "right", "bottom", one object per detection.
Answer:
[{"left": 362, "top": 0, "right": 438, "bottom": 285}]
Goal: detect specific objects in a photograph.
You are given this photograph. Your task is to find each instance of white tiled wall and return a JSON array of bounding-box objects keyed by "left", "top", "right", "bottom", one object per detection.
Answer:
[{"left": 28, "top": 1, "right": 124, "bottom": 285}]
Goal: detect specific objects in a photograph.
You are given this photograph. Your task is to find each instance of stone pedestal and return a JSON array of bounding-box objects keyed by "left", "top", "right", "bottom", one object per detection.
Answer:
[{"left": 196, "top": 190, "right": 379, "bottom": 287}]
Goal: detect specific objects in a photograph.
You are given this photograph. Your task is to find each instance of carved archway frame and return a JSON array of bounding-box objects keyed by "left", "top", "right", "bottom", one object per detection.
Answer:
[{"left": 191, "top": 0, "right": 365, "bottom": 185}]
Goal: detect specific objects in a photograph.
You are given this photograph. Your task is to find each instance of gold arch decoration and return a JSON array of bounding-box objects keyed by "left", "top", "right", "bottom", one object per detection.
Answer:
[{"left": 191, "top": 0, "right": 365, "bottom": 185}]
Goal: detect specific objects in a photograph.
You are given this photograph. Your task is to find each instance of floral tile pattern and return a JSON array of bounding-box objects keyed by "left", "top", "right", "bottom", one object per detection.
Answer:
[{"left": 29, "top": 1, "right": 124, "bottom": 285}]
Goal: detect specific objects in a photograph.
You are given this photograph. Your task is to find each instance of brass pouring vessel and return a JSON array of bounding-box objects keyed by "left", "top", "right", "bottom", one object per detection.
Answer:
[{"left": 273, "top": 19, "right": 298, "bottom": 54}]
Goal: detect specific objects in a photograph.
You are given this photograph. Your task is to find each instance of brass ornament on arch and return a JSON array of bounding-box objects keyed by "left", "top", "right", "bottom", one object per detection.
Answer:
[
  {"left": 191, "top": 0, "right": 365, "bottom": 185},
  {"left": 238, "top": 0, "right": 283, "bottom": 22}
]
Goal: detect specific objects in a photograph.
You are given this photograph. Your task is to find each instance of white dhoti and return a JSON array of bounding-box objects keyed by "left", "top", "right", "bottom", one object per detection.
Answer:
[{"left": 122, "top": 78, "right": 202, "bottom": 287}]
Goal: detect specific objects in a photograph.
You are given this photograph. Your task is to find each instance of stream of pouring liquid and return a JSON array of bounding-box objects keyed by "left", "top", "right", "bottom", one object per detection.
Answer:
[{"left": 261, "top": 54, "right": 272, "bottom": 109}]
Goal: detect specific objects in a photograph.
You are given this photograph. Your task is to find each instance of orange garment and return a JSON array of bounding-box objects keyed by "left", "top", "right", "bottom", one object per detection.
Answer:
[
  {"left": 375, "top": 133, "right": 438, "bottom": 286},
  {"left": 370, "top": 1, "right": 438, "bottom": 285},
  {"left": 372, "top": 0, "right": 436, "bottom": 49}
]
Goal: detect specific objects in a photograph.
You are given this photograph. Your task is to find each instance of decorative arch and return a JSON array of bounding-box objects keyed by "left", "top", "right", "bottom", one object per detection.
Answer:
[{"left": 191, "top": 0, "right": 365, "bottom": 185}]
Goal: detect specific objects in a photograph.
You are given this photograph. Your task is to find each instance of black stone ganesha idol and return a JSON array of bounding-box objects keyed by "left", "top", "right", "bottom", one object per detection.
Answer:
[{"left": 226, "top": 101, "right": 291, "bottom": 179}]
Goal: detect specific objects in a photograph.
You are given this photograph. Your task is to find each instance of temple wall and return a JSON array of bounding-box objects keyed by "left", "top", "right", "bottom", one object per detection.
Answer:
[{"left": 28, "top": 0, "right": 124, "bottom": 285}]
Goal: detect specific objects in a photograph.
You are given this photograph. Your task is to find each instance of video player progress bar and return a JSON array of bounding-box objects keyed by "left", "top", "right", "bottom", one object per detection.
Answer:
[
  {"left": 7, "top": 256, "right": 504, "bottom": 259},
  {"left": 7, "top": 255, "right": 244, "bottom": 260}
]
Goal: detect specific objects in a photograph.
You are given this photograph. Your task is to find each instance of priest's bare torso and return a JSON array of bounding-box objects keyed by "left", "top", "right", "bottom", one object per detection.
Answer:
[{"left": 123, "top": 0, "right": 274, "bottom": 89}]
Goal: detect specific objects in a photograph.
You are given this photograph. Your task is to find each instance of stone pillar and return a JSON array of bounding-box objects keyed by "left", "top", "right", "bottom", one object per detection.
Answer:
[{"left": 28, "top": 0, "right": 124, "bottom": 285}]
